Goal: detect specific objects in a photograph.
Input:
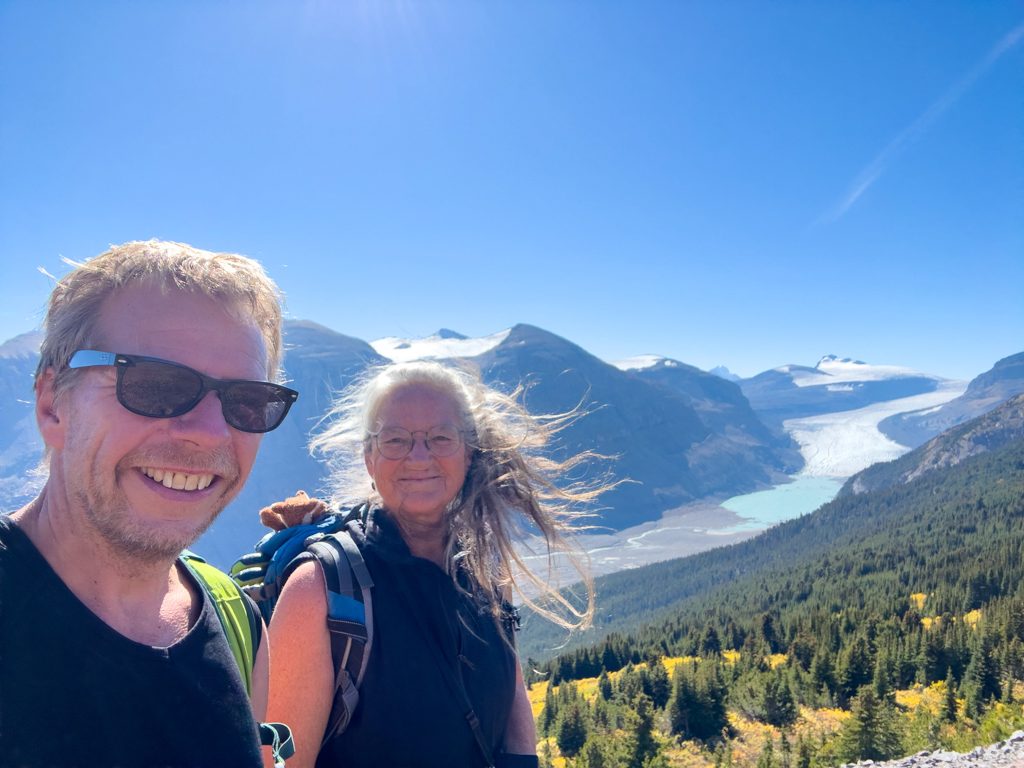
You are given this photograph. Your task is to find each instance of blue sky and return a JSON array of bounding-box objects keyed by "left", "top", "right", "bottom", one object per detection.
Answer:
[{"left": 1, "top": 1, "right": 1021, "bottom": 380}]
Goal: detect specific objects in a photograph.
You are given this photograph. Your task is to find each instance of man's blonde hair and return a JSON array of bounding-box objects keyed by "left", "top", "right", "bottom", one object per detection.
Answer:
[{"left": 35, "top": 240, "right": 285, "bottom": 395}]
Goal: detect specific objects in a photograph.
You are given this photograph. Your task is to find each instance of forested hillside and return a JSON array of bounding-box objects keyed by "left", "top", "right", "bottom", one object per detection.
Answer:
[{"left": 524, "top": 437, "right": 1024, "bottom": 767}]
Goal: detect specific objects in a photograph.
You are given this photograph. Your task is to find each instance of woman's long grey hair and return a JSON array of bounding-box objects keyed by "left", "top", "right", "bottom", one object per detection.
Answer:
[{"left": 309, "top": 360, "right": 613, "bottom": 630}]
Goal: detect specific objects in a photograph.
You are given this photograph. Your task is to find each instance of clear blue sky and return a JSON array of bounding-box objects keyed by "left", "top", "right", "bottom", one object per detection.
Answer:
[{"left": 1, "top": 1, "right": 1021, "bottom": 380}]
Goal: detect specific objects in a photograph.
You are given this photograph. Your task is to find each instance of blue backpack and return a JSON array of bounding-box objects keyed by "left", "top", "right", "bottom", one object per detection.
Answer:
[{"left": 231, "top": 504, "right": 374, "bottom": 743}]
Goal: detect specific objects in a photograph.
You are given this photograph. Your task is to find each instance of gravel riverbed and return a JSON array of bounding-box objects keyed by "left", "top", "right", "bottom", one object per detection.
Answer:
[{"left": 838, "top": 730, "right": 1024, "bottom": 768}]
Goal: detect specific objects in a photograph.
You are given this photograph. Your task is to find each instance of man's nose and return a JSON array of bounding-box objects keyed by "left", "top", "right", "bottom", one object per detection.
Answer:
[{"left": 169, "top": 391, "right": 231, "bottom": 446}]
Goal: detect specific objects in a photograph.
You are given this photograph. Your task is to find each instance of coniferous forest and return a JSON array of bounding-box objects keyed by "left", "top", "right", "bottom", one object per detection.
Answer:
[{"left": 525, "top": 437, "right": 1024, "bottom": 767}]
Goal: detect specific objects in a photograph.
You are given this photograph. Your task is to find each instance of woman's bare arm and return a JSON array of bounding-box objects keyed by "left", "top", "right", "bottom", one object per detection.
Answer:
[
  {"left": 504, "top": 656, "right": 537, "bottom": 754},
  {"left": 266, "top": 560, "right": 335, "bottom": 768}
]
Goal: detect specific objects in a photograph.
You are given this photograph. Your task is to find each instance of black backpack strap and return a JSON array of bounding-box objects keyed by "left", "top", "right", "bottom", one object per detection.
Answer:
[
  {"left": 391, "top": 574, "right": 495, "bottom": 768},
  {"left": 306, "top": 529, "right": 374, "bottom": 744}
]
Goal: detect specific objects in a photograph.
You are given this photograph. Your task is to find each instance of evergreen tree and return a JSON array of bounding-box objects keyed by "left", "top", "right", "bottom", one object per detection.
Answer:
[
  {"left": 756, "top": 732, "right": 775, "bottom": 768},
  {"left": 941, "top": 668, "right": 958, "bottom": 723},
  {"left": 838, "top": 637, "right": 873, "bottom": 705},
  {"left": 669, "top": 664, "right": 697, "bottom": 738},
  {"left": 695, "top": 661, "right": 731, "bottom": 741},
  {"left": 779, "top": 730, "right": 792, "bottom": 768},
  {"left": 647, "top": 657, "right": 671, "bottom": 709},
  {"left": 796, "top": 734, "right": 813, "bottom": 768},
  {"left": 577, "top": 734, "right": 608, "bottom": 768},
  {"left": 872, "top": 646, "right": 896, "bottom": 705},
  {"left": 555, "top": 703, "right": 589, "bottom": 759},
  {"left": 623, "top": 693, "right": 658, "bottom": 768},
  {"left": 597, "top": 669, "right": 613, "bottom": 701},
  {"left": 962, "top": 630, "right": 1000, "bottom": 718},
  {"left": 761, "top": 670, "right": 797, "bottom": 728},
  {"left": 810, "top": 646, "right": 835, "bottom": 696},
  {"left": 701, "top": 625, "right": 723, "bottom": 656},
  {"left": 836, "top": 688, "right": 902, "bottom": 763},
  {"left": 540, "top": 682, "right": 557, "bottom": 735}
]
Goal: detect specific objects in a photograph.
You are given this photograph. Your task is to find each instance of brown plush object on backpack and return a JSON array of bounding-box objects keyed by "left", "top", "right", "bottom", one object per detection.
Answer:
[{"left": 259, "top": 490, "right": 329, "bottom": 531}]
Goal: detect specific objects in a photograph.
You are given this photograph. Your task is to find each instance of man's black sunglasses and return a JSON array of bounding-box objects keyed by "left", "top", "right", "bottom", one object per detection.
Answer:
[{"left": 69, "top": 351, "right": 299, "bottom": 434}]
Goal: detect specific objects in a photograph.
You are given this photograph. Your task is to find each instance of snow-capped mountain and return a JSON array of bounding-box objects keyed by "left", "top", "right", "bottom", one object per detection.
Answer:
[
  {"left": 371, "top": 328, "right": 511, "bottom": 363},
  {"left": 878, "top": 351, "right": 1024, "bottom": 448},
  {"left": 739, "top": 355, "right": 957, "bottom": 427}
]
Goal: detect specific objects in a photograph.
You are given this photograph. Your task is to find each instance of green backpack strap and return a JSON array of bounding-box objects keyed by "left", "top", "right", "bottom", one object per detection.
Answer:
[{"left": 180, "top": 551, "right": 261, "bottom": 697}]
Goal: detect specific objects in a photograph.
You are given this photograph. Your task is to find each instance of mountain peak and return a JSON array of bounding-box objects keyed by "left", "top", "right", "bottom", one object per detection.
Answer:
[
  {"left": 434, "top": 328, "right": 467, "bottom": 340},
  {"left": 816, "top": 355, "right": 866, "bottom": 368},
  {"left": 709, "top": 365, "right": 741, "bottom": 382}
]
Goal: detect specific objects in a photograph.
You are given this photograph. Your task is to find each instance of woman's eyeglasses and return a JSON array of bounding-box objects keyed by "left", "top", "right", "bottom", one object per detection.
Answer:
[
  {"left": 370, "top": 425, "right": 464, "bottom": 460},
  {"left": 69, "top": 350, "right": 299, "bottom": 434}
]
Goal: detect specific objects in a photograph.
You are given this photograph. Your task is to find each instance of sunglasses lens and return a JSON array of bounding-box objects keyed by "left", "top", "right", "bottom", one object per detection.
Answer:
[
  {"left": 120, "top": 360, "right": 204, "bottom": 417},
  {"left": 222, "top": 382, "right": 292, "bottom": 433}
]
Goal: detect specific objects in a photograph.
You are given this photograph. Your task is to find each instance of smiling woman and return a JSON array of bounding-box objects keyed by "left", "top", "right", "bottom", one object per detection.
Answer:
[{"left": 266, "top": 360, "right": 614, "bottom": 768}]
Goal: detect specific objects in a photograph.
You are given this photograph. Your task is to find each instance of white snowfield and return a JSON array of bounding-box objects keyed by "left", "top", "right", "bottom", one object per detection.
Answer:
[
  {"left": 783, "top": 355, "right": 945, "bottom": 388},
  {"left": 609, "top": 354, "right": 671, "bottom": 371},
  {"left": 370, "top": 329, "right": 511, "bottom": 363},
  {"left": 784, "top": 379, "right": 968, "bottom": 478}
]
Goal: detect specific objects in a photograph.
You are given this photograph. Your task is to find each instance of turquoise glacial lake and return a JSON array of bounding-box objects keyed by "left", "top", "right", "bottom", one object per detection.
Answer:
[{"left": 719, "top": 475, "right": 843, "bottom": 530}]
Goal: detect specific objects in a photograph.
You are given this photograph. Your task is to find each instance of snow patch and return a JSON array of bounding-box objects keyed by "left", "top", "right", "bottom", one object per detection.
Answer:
[
  {"left": 783, "top": 379, "right": 969, "bottom": 478},
  {"left": 610, "top": 354, "right": 665, "bottom": 371},
  {"left": 371, "top": 329, "right": 511, "bottom": 363}
]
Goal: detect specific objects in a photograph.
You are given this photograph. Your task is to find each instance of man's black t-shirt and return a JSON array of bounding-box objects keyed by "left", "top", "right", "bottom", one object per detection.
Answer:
[{"left": 0, "top": 516, "right": 263, "bottom": 768}]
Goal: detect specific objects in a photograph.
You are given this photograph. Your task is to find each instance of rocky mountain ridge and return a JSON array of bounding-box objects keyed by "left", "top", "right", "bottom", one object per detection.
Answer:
[{"left": 841, "top": 393, "right": 1024, "bottom": 496}]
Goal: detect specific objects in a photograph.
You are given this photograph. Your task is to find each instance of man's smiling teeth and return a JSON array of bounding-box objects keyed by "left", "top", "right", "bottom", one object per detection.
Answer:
[{"left": 141, "top": 467, "right": 214, "bottom": 491}]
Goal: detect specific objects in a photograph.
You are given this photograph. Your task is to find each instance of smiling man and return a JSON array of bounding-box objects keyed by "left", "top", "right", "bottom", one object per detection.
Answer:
[{"left": 0, "top": 241, "right": 296, "bottom": 767}]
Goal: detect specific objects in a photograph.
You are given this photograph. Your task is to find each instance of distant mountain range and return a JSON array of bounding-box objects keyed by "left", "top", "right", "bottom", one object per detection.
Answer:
[
  {"left": 737, "top": 355, "right": 951, "bottom": 428},
  {"left": 201, "top": 322, "right": 801, "bottom": 566},
  {"left": 2, "top": 320, "right": 1021, "bottom": 573},
  {"left": 877, "top": 351, "right": 1024, "bottom": 448}
]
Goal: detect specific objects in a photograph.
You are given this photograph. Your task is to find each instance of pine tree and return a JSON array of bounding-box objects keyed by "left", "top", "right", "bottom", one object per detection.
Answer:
[
  {"left": 761, "top": 670, "right": 797, "bottom": 728},
  {"left": 756, "top": 731, "right": 775, "bottom": 768},
  {"left": 941, "top": 668, "right": 958, "bottom": 723},
  {"left": 796, "top": 733, "right": 813, "bottom": 768},
  {"left": 701, "top": 625, "right": 723, "bottom": 656},
  {"left": 577, "top": 734, "right": 607, "bottom": 768},
  {"left": 597, "top": 669, "right": 612, "bottom": 701},
  {"left": 555, "top": 702, "right": 589, "bottom": 759},
  {"left": 647, "top": 657, "right": 671, "bottom": 709},
  {"left": 810, "top": 646, "right": 835, "bottom": 696},
  {"left": 779, "top": 730, "right": 792, "bottom": 768},
  {"left": 623, "top": 693, "right": 659, "bottom": 768},
  {"left": 836, "top": 688, "right": 902, "bottom": 763},
  {"left": 540, "top": 682, "right": 558, "bottom": 735},
  {"left": 838, "top": 637, "right": 873, "bottom": 705},
  {"left": 669, "top": 664, "right": 697, "bottom": 738}
]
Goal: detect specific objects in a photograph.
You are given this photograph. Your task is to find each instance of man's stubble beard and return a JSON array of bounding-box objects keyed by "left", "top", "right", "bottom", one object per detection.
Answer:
[{"left": 69, "top": 439, "right": 243, "bottom": 567}]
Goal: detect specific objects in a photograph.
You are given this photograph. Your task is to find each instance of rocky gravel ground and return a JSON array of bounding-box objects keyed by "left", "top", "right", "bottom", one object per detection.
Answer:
[{"left": 839, "top": 730, "right": 1024, "bottom": 768}]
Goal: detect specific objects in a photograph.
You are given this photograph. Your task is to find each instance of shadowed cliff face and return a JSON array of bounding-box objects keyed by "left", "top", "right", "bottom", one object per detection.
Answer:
[
  {"left": 842, "top": 392, "right": 1024, "bottom": 496},
  {"left": 879, "top": 351, "right": 1024, "bottom": 449}
]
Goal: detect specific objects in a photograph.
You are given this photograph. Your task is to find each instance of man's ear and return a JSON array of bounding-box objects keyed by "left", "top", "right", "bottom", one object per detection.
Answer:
[{"left": 36, "top": 369, "right": 67, "bottom": 451}]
